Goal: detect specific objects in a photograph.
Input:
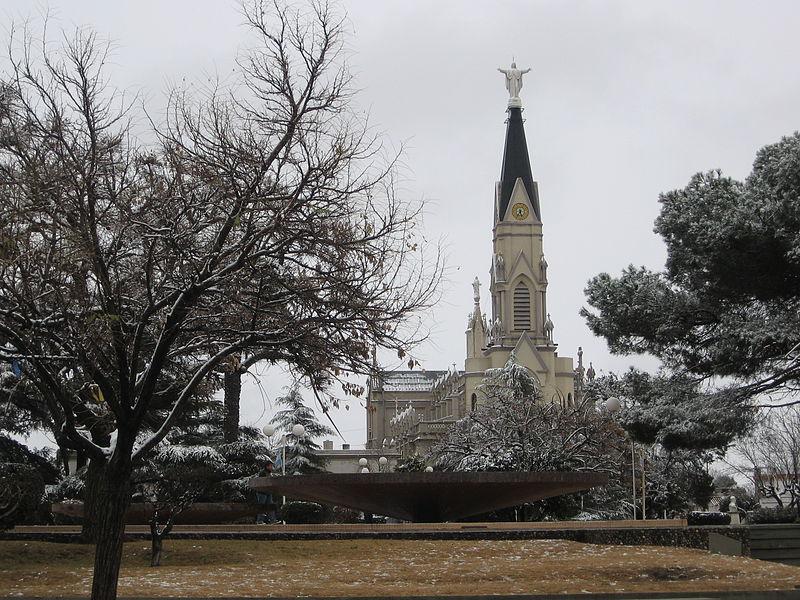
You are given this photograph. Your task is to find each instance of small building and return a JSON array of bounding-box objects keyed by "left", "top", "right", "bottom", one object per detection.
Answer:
[{"left": 316, "top": 440, "right": 400, "bottom": 474}]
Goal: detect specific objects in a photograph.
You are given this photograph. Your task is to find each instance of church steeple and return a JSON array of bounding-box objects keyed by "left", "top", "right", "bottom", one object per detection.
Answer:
[
  {"left": 457, "top": 62, "right": 577, "bottom": 414},
  {"left": 498, "top": 106, "right": 540, "bottom": 222}
]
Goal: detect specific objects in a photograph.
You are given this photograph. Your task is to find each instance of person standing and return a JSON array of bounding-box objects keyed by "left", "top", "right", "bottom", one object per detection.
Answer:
[{"left": 255, "top": 458, "right": 275, "bottom": 524}]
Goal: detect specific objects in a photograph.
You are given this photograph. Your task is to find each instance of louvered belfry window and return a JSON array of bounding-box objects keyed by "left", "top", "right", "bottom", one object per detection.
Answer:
[{"left": 513, "top": 282, "right": 531, "bottom": 330}]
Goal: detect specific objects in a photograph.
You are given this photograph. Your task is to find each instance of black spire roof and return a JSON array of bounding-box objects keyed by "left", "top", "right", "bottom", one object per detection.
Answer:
[{"left": 497, "top": 107, "right": 540, "bottom": 221}]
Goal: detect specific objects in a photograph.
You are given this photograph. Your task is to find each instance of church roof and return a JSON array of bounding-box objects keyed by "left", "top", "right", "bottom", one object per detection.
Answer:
[
  {"left": 380, "top": 370, "right": 447, "bottom": 392},
  {"left": 498, "top": 107, "right": 540, "bottom": 221}
]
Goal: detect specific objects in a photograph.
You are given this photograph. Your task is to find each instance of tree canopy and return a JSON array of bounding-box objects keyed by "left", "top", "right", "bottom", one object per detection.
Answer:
[
  {"left": 0, "top": 3, "right": 441, "bottom": 598},
  {"left": 583, "top": 132, "right": 800, "bottom": 416},
  {"left": 584, "top": 370, "right": 753, "bottom": 452}
]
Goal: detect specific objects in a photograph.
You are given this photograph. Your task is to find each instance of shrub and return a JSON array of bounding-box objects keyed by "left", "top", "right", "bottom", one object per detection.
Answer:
[
  {"left": 279, "top": 501, "right": 325, "bottom": 524},
  {"left": 749, "top": 507, "right": 798, "bottom": 524},
  {"left": 687, "top": 511, "right": 731, "bottom": 526},
  {"left": 573, "top": 511, "right": 608, "bottom": 521},
  {"left": 395, "top": 455, "right": 427, "bottom": 472},
  {"left": 0, "top": 463, "right": 45, "bottom": 530},
  {"left": 330, "top": 505, "right": 360, "bottom": 523}
]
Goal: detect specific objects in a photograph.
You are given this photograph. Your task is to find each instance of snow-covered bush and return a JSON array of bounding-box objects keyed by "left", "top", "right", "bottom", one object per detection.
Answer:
[
  {"left": 429, "top": 354, "right": 630, "bottom": 520},
  {"left": 573, "top": 511, "right": 606, "bottom": 521},
  {"left": 687, "top": 511, "right": 731, "bottom": 526},
  {"left": 432, "top": 353, "right": 623, "bottom": 474}
]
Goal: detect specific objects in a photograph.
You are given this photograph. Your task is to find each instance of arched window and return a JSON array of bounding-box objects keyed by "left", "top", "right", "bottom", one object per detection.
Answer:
[
  {"left": 471, "top": 393, "right": 478, "bottom": 412},
  {"left": 513, "top": 282, "right": 531, "bottom": 330}
]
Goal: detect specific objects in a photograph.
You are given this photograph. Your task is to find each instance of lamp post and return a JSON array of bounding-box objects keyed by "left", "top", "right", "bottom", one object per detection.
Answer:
[
  {"left": 263, "top": 422, "right": 306, "bottom": 505},
  {"left": 602, "top": 397, "right": 643, "bottom": 520}
]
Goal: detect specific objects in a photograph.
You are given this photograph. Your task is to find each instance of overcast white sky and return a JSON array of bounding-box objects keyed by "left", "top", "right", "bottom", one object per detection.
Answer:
[{"left": 5, "top": 1, "right": 800, "bottom": 448}]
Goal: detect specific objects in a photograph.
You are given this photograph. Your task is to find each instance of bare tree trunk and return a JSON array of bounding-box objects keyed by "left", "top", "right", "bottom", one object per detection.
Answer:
[
  {"left": 81, "top": 458, "right": 104, "bottom": 542},
  {"left": 149, "top": 510, "right": 175, "bottom": 567},
  {"left": 223, "top": 370, "right": 242, "bottom": 444},
  {"left": 150, "top": 531, "right": 163, "bottom": 567},
  {"left": 90, "top": 461, "right": 132, "bottom": 600}
]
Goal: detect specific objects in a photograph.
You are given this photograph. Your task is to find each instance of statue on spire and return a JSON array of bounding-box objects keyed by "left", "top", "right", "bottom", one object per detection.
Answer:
[
  {"left": 544, "top": 313, "right": 554, "bottom": 342},
  {"left": 498, "top": 61, "right": 531, "bottom": 108},
  {"left": 472, "top": 276, "right": 481, "bottom": 305}
]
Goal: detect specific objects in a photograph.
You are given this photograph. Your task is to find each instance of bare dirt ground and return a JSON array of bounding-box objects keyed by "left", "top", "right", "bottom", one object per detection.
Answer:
[{"left": 1, "top": 538, "right": 799, "bottom": 597}]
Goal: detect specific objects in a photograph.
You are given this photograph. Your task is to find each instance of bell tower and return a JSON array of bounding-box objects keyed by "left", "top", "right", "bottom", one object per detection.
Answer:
[{"left": 463, "top": 63, "right": 575, "bottom": 409}]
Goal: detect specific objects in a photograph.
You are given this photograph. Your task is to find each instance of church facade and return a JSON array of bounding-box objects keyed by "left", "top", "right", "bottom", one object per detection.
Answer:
[{"left": 366, "top": 66, "right": 584, "bottom": 456}]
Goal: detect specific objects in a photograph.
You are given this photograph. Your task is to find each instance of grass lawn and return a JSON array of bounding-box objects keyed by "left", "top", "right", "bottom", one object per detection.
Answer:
[{"left": 1, "top": 538, "right": 800, "bottom": 597}]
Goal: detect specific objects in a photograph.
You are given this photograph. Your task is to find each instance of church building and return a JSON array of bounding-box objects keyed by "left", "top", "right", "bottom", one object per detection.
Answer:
[{"left": 366, "top": 65, "right": 583, "bottom": 456}]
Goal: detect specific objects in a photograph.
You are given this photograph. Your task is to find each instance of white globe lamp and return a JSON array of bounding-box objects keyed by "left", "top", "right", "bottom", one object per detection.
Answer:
[
  {"left": 378, "top": 456, "right": 388, "bottom": 467},
  {"left": 360, "top": 467, "right": 370, "bottom": 474},
  {"left": 358, "top": 457, "right": 368, "bottom": 467},
  {"left": 262, "top": 424, "right": 276, "bottom": 437},
  {"left": 424, "top": 466, "right": 434, "bottom": 472},
  {"left": 603, "top": 397, "right": 622, "bottom": 414},
  {"left": 291, "top": 423, "right": 306, "bottom": 438}
]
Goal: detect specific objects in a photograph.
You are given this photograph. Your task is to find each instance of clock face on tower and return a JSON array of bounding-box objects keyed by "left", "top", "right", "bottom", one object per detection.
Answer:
[{"left": 512, "top": 202, "right": 529, "bottom": 220}]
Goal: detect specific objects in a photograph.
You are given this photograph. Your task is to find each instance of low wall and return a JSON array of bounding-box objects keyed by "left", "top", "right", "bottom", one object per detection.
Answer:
[
  {"left": 50, "top": 502, "right": 264, "bottom": 525},
  {"left": 3, "top": 521, "right": 747, "bottom": 554},
  {"left": 749, "top": 524, "right": 800, "bottom": 565}
]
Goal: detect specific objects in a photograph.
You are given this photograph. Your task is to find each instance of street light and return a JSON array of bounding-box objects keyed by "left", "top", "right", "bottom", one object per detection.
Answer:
[
  {"left": 424, "top": 466, "right": 433, "bottom": 473},
  {"left": 263, "top": 422, "right": 306, "bottom": 506},
  {"left": 602, "top": 397, "right": 643, "bottom": 520},
  {"left": 602, "top": 397, "right": 621, "bottom": 414},
  {"left": 360, "top": 467, "right": 370, "bottom": 473},
  {"left": 378, "top": 456, "right": 388, "bottom": 472}
]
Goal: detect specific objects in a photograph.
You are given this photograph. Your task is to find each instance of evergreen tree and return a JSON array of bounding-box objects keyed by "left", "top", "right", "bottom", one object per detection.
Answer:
[
  {"left": 583, "top": 370, "right": 752, "bottom": 452},
  {"left": 269, "top": 386, "right": 334, "bottom": 474},
  {"left": 642, "top": 448, "right": 715, "bottom": 516},
  {"left": 583, "top": 133, "right": 800, "bottom": 430}
]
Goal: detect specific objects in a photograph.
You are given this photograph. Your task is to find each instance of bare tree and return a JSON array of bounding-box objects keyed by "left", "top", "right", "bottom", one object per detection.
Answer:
[
  {"left": 0, "top": 3, "right": 441, "bottom": 598},
  {"left": 733, "top": 406, "right": 800, "bottom": 515}
]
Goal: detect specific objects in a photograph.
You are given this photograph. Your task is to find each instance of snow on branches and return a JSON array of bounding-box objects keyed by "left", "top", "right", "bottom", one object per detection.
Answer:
[{"left": 431, "top": 354, "right": 623, "bottom": 475}]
